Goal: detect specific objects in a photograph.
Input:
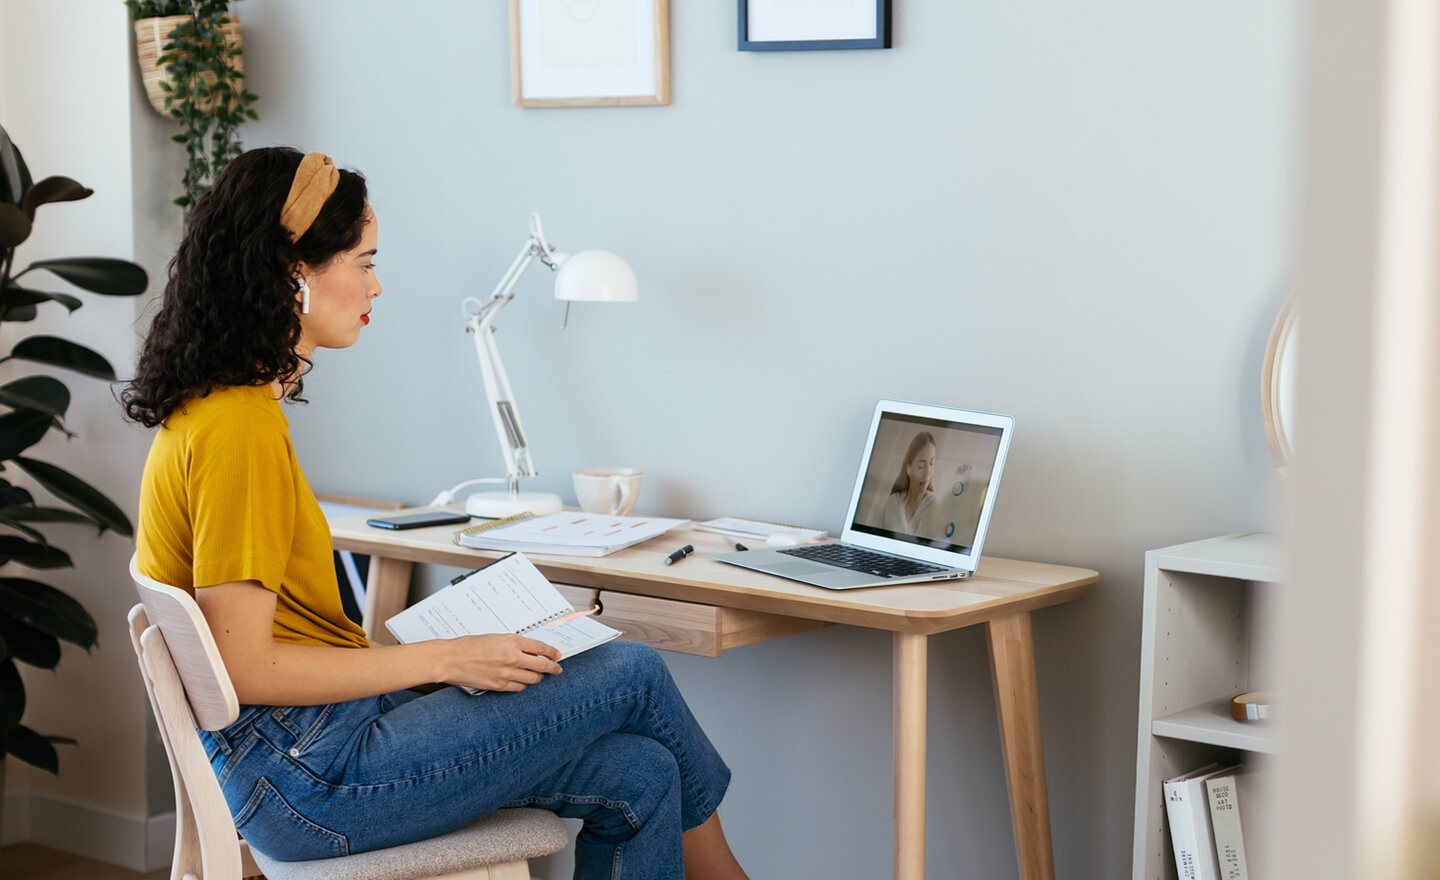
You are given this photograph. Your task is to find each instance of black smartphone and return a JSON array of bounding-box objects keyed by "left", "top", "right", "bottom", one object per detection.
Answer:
[{"left": 365, "top": 511, "right": 472, "bottom": 530}]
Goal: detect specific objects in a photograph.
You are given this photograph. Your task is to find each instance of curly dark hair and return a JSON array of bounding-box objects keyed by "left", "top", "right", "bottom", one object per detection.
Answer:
[{"left": 121, "top": 147, "right": 369, "bottom": 428}]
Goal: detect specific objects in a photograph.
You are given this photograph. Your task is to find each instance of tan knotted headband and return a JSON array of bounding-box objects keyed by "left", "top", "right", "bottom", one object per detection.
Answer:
[{"left": 279, "top": 151, "right": 339, "bottom": 242}]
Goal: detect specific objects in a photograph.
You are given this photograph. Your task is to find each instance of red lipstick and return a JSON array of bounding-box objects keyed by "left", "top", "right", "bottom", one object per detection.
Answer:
[{"left": 361, "top": 313, "right": 370, "bottom": 325}]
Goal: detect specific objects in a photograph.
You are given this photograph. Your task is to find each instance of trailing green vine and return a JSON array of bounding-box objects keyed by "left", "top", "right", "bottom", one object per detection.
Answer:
[{"left": 126, "top": 0, "right": 259, "bottom": 212}]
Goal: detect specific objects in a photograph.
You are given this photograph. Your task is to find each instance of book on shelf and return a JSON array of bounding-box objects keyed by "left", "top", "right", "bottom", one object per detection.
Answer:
[
  {"left": 1163, "top": 762, "right": 1235, "bottom": 880},
  {"left": 385, "top": 552, "right": 621, "bottom": 693},
  {"left": 1205, "top": 765, "right": 1270, "bottom": 880},
  {"left": 453, "top": 511, "right": 689, "bottom": 557}
]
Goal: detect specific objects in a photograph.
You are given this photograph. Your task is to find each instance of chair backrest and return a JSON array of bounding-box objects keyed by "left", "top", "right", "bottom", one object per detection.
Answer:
[
  {"left": 130, "top": 556, "right": 239, "bottom": 731},
  {"left": 129, "top": 555, "right": 253, "bottom": 879},
  {"left": 129, "top": 556, "right": 564, "bottom": 879}
]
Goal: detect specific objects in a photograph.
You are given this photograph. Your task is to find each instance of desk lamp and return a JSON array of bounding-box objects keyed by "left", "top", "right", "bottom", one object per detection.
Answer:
[{"left": 431, "top": 213, "right": 638, "bottom": 518}]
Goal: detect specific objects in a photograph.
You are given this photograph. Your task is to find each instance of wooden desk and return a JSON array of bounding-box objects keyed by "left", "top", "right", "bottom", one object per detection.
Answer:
[{"left": 331, "top": 513, "right": 1097, "bottom": 880}]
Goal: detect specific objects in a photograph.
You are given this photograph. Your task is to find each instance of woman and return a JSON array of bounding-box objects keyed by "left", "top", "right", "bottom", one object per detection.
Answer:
[
  {"left": 122, "top": 147, "right": 747, "bottom": 880},
  {"left": 877, "top": 431, "right": 938, "bottom": 535}
]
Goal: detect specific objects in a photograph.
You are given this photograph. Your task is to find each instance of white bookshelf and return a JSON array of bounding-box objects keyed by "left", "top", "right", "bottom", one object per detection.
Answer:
[{"left": 1131, "top": 533, "right": 1279, "bottom": 880}]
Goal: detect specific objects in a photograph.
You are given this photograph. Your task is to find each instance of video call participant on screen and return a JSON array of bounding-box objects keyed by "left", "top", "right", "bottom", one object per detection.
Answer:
[{"left": 877, "top": 431, "right": 939, "bottom": 535}]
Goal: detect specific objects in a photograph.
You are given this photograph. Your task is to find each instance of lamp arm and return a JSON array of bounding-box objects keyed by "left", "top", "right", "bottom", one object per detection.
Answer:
[
  {"left": 463, "top": 227, "right": 560, "bottom": 494},
  {"left": 470, "top": 321, "right": 538, "bottom": 481},
  {"left": 441, "top": 213, "right": 567, "bottom": 508},
  {"left": 486, "top": 236, "right": 543, "bottom": 304}
]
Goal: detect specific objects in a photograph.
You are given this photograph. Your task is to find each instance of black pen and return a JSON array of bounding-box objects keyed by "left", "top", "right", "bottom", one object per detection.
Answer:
[
  {"left": 733, "top": 542, "right": 749, "bottom": 552},
  {"left": 663, "top": 544, "right": 694, "bottom": 565}
]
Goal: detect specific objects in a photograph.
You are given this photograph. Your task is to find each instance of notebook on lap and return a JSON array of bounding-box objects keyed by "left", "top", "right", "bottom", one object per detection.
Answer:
[{"left": 715, "top": 400, "right": 1013, "bottom": 590}]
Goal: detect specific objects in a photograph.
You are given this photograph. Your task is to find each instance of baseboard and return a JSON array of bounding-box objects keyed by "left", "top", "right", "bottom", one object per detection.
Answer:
[
  {"left": 1, "top": 792, "right": 175, "bottom": 872},
  {"left": 2, "top": 791, "right": 31, "bottom": 846}
]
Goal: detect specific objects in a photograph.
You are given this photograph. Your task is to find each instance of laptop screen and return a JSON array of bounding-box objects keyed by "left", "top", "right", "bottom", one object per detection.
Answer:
[{"left": 841, "top": 401, "right": 1014, "bottom": 571}]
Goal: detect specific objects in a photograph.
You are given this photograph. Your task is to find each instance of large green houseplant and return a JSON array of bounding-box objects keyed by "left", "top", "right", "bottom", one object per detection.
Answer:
[
  {"left": 0, "top": 124, "right": 145, "bottom": 773},
  {"left": 128, "top": 0, "right": 258, "bottom": 211}
]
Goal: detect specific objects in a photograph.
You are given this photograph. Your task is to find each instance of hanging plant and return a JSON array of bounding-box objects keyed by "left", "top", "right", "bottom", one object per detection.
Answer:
[{"left": 127, "top": 0, "right": 259, "bottom": 211}]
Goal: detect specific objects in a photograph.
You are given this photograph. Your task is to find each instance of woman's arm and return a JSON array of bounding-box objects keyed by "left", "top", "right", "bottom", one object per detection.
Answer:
[{"left": 195, "top": 580, "right": 563, "bottom": 705}]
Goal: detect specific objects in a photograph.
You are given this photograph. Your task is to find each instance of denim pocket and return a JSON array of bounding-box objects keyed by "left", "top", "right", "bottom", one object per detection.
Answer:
[
  {"left": 205, "top": 705, "right": 268, "bottom": 758},
  {"left": 261, "top": 703, "right": 337, "bottom": 759},
  {"left": 234, "top": 777, "right": 348, "bottom": 860}
]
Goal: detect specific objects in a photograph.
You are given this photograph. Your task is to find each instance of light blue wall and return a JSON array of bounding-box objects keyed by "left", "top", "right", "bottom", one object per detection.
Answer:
[{"left": 233, "top": 2, "right": 1299, "bottom": 876}]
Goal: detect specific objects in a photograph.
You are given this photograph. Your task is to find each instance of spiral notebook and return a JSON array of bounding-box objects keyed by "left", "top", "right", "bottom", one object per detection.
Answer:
[{"left": 386, "top": 552, "right": 620, "bottom": 691}]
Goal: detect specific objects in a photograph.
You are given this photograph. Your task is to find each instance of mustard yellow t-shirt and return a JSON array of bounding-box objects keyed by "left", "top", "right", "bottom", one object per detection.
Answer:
[{"left": 136, "top": 384, "right": 367, "bottom": 648}]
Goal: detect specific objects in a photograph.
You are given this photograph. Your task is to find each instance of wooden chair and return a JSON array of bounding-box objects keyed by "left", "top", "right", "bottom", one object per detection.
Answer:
[{"left": 128, "top": 556, "right": 568, "bottom": 880}]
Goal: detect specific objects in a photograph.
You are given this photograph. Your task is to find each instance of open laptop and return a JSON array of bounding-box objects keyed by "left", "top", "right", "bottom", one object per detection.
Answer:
[{"left": 714, "top": 399, "right": 1014, "bottom": 590}]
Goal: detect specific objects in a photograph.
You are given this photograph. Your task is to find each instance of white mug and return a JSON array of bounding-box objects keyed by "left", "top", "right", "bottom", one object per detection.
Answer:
[{"left": 573, "top": 467, "right": 643, "bottom": 516}]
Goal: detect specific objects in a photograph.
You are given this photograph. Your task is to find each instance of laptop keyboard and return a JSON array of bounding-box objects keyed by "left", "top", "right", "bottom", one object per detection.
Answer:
[{"left": 779, "top": 543, "right": 948, "bottom": 579}]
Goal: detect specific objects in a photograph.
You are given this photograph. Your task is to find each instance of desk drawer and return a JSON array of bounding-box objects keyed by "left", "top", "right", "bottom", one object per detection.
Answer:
[
  {"left": 554, "top": 584, "right": 601, "bottom": 612},
  {"left": 596, "top": 590, "right": 825, "bottom": 658}
]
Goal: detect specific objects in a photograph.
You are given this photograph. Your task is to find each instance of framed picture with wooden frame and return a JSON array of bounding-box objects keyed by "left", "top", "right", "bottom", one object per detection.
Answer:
[
  {"left": 738, "top": 0, "right": 891, "bottom": 52},
  {"left": 510, "top": 0, "right": 671, "bottom": 107}
]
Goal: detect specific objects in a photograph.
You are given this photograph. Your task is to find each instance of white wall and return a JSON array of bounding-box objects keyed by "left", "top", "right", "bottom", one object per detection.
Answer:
[
  {"left": 0, "top": 1, "right": 1302, "bottom": 877},
  {"left": 241, "top": 3, "right": 1298, "bottom": 877}
]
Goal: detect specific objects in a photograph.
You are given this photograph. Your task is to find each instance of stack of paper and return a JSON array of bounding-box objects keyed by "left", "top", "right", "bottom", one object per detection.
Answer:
[
  {"left": 456, "top": 512, "right": 689, "bottom": 557},
  {"left": 693, "top": 517, "right": 827, "bottom": 542}
]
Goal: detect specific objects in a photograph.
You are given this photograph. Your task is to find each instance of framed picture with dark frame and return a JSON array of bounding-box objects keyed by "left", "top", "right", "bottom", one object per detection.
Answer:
[
  {"left": 510, "top": 0, "right": 671, "bottom": 107},
  {"left": 738, "top": 0, "right": 891, "bottom": 52}
]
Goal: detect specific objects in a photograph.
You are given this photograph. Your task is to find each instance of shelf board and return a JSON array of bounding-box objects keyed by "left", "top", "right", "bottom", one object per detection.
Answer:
[
  {"left": 1152, "top": 698, "right": 1277, "bottom": 754},
  {"left": 1151, "top": 532, "right": 1280, "bottom": 582}
]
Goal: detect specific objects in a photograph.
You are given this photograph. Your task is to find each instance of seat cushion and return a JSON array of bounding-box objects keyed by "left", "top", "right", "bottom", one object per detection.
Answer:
[{"left": 249, "top": 808, "right": 569, "bottom": 880}]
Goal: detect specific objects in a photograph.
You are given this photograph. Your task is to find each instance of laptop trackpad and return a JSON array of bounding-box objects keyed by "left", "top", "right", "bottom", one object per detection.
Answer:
[{"left": 766, "top": 561, "right": 833, "bottom": 577}]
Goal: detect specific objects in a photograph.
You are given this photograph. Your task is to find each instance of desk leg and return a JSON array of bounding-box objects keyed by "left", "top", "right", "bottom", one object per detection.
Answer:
[
  {"left": 986, "top": 612, "right": 1055, "bottom": 880},
  {"left": 361, "top": 556, "right": 414, "bottom": 646},
  {"left": 894, "top": 632, "right": 928, "bottom": 880}
]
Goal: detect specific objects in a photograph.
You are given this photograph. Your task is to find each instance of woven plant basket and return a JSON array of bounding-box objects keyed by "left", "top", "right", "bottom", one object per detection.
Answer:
[{"left": 134, "top": 14, "right": 244, "bottom": 116}]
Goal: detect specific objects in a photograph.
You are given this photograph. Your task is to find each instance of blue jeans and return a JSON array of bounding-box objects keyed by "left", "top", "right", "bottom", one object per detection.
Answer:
[{"left": 200, "top": 641, "right": 731, "bottom": 879}]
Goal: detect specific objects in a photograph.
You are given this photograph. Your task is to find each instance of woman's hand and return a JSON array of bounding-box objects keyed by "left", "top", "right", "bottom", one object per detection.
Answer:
[
  {"left": 195, "top": 580, "right": 565, "bottom": 704},
  {"left": 438, "top": 634, "right": 563, "bottom": 693}
]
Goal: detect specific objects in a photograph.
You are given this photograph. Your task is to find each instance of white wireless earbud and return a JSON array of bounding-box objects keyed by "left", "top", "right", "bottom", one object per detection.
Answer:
[{"left": 298, "top": 277, "right": 310, "bottom": 314}]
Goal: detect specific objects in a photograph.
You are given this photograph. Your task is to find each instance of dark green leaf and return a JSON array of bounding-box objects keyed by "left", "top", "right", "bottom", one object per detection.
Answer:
[
  {"left": 0, "top": 376, "right": 70, "bottom": 419},
  {"left": 2, "top": 288, "right": 84, "bottom": 314},
  {"left": 9, "top": 336, "right": 115, "bottom": 380},
  {"left": 0, "top": 202, "right": 32, "bottom": 248},
  {"left": 0, "top": 612, "right": 60, "bottom": 668},
  {"left": 1, "top": 304, "right": 37, "bottom": 322},
  {"left": 28, "top": 258, "right": 147, "bottom": 296},
  {"left": 0, "top": 517, "right": 48, "bottom": 545},
  {"left": 0, "top": 506, "right": 94, "bottom": 525},
  {"left": 0, "top": 125, "right": 32, "bottom": 207},
  {"left": 0, "top": 657, "right": 23, "bottom": 729},
  {"left": 0, "top": 578, "right": 97, "bottom": 648},
  {"left": 14, "top": 457, "right": 133, "bottom": 536},
  {"left": 19, "top": 176, "right": 91, "bottom": 215},
  {"left": 0, "top": 537, "right": 71, "bottom": 569},
  {"left": 0, "top": 723, "right": 61, "bottom": 773},
  {"left": 0, "top": 410, "right": 54, "bottom": 461},
  {"left": 0, "top": 486, "right": 33, "bottom": 506}
]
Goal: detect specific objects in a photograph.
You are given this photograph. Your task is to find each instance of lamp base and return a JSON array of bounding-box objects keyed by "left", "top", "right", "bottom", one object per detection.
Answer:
[{"left": 464, "top": 491, "right": 564, "bottom": 519}]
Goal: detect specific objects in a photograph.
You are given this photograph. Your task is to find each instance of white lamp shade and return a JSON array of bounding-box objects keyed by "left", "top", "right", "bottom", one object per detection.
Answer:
[{"left": 553, "top": 249, "right": 638, "bottom": 302}]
